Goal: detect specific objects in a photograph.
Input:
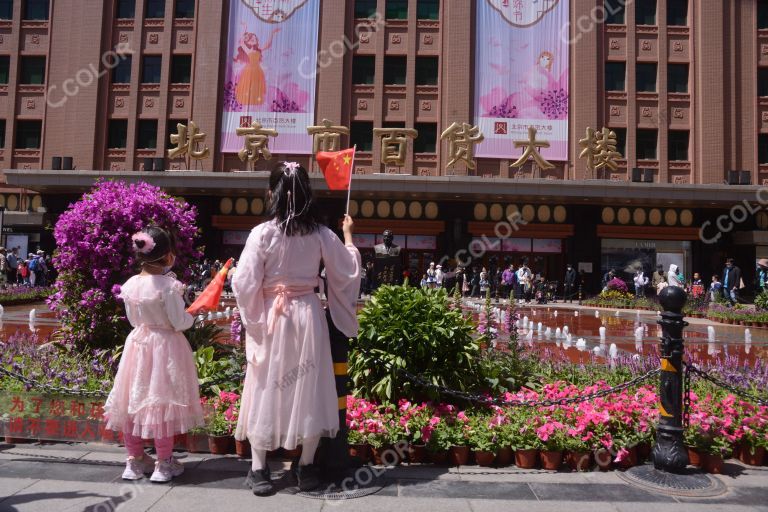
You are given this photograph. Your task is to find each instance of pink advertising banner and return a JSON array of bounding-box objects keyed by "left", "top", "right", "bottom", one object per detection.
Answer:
[
  {"left": 532, "top": 238, "right": 562, "bottom": 253},
  {"left": 406, "top": 236, "right": 437, "bottom": 250},
  {"left": 221, "top": 0, "right": 319, "bottom": 154},
  {"left": 474, "top": 0, "right": 569, "bottom": 159}
]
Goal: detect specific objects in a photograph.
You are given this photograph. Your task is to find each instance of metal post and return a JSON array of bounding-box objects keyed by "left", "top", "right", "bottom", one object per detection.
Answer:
[
  {"left": 651, "top": 286, "right": 689, "bottom": 472},
  {"left": 578, "top": 283, "right": 582, "bottom": 305}
]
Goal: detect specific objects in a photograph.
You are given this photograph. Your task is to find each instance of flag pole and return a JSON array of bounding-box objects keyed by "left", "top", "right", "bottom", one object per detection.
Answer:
[{"left": 345, "top": 145, "right": 356, "bottom": 215}]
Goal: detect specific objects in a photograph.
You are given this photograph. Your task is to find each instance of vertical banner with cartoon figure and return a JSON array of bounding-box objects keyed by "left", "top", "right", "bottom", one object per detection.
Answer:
[
  {"left": 474, "top": 0, "right": 569, "bottom": 159},
  {"left": 221, "top": 0, "right": 319, "bottom": 154}
]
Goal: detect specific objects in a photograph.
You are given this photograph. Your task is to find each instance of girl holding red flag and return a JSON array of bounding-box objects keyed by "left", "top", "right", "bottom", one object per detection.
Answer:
[{"left": 233, "top": 161, "right": 360, "bottom": 495}]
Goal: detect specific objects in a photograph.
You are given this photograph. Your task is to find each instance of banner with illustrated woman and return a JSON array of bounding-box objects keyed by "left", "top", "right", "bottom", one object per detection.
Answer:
[
  {"left": 221, "top": 0, "right": 319, "bottom": 154},
  {"left": 474, "top": 0, "right": 569, "bottom": 159}
]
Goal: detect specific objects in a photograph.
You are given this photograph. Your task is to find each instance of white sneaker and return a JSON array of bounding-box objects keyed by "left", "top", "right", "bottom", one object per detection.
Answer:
[
  {"left": 122, "top": 454, "right": 156, "bottom": 480},
  {"left": 150, "top": 457, "right": 184, "bottom": 483}
]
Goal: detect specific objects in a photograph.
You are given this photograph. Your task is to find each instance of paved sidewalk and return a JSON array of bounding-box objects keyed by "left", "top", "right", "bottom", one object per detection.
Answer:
[{"left": 1, "top": 441, "right": 767, "bottom": 512}]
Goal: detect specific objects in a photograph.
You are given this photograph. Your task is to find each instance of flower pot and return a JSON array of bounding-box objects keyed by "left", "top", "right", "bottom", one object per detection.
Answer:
[
  {"left": 702, "top": 453, "right": 724, "bottom": 474},
  {"left": 349, "top": 443, "right": 371, "bottom": 463},
  {"left": 566, "top": 450, "right": 593, "bottom": 472},
  {"left": 496, "top": 447, "right": 514, "bottom": 467},
  {"left": 738, "top": 445, "right": 766, "bottom": 467},
  {"left": 616, "top": 446, "right": 638, "bottom": 469},
  {"left": 371, "top": 445, "right": 396, "bottom": 466},
  {"left": 687, "top": 447, "right": 703, "bottom": 467},
  {"left": 186, "top": 433, "right": 209, "bottom": 453},
  {"left": 428, "top": 449, "right": 449, "bottom": 465},
  {"left": 732, "top": 444, "right": 741, "bottom": 461},
  {"left": 594, "top": 448, "right": 613, "bottom": 471},
  {"left": 173, "top": 433, "right": 188, "bottom": 450},
  {"left": 514, "top": 449, "right": 540, "bottom": 469},
  {"left": 449, "top": 445, "right": 470, "bottom": 466},
  {"left": 541, "top": 450, "right": 563, "bottom": 471},
  {"left": 283, "top": 446, "right": 302, "bottom": 458},
  {"left": 407, "top": 444, "right": 427, "bottom": 464},
  {"left": 473, "top": 450, "right": 496, "bottom": 467},
  {"left": 4, "top": 436, "right": 29, "bottom": 444},
  {"left": 207, "top": 435, "right": 233, "bottom": 455},
  {"left": 637, "top": 443, "right": 652, "bottom": 463},
  {"left": 235, "top": 438, "right": 251, "bottom": 458}
]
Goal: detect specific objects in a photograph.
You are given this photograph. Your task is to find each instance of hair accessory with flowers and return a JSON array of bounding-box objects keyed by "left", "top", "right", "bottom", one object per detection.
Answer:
[
  {"left": 132, "top": 232, "right": 156, "bottom": 254},
  {"left": 283, "top": 161, "right": 300, "bottom": 176}
]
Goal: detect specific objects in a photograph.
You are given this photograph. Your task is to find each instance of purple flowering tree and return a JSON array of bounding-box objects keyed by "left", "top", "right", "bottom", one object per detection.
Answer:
[{"left": 49, "top": 179, "right": 201, "bottom": 349}]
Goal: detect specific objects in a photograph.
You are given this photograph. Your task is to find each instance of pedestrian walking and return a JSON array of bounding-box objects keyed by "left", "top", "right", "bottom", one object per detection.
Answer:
[
  {"left": 563, "top": 263, "right": 577, "bottom": 302},
  {"left": 721, "top": 258, "right": 742, "bottom": 305}
]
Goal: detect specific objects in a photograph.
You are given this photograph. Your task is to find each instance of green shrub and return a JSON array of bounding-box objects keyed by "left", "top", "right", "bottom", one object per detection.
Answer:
[{"left": 755, "top": 290, "right": 768, "bottom": 312}]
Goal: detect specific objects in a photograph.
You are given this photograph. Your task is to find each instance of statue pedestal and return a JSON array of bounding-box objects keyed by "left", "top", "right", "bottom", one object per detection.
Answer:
[{"left": 373, "top": 255, "right": 402, "bottom": 287}]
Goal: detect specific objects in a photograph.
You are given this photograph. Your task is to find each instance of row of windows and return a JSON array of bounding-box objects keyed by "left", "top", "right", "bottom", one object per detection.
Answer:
[
  {"left": 0, "top": 55, "right": 45, "bottom": 84},
  {"left": 604, "top": 62, "right": 688, "bottom": 93},
  {"left": 604, "top": 0, "right": 688, "bottom": 26},
  {"left": 353, "top": 55, "right": 438, "bottom": 85},
  {"left": 0, "top": 0, "right": 48, "bottom": 21},
  {"left": 355, "top": 0, "right": 438, "bottom": 20},
  {"left": 116, "top": 0, "right": 194, "bottom": 19}
]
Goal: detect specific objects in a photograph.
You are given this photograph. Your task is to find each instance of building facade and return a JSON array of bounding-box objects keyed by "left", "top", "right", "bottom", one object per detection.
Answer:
[{"left": 0, "top": 0, "right": 766, "bottom": 292}]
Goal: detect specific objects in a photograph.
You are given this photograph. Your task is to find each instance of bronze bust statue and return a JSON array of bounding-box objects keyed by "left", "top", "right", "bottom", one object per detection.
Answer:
[
  {"left": 373, "top": 229, "right": 402, "bottom": 286},
  {"left": 374, "top": 229, "right": 401, "bottom": 257}
]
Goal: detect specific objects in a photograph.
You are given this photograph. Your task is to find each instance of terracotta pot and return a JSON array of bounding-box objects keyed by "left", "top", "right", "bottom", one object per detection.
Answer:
[
  {"left": 428, "top": 449, "right": 449, "bottom": 465},
  {"left": 617, "top": 446, "right": 638, "bottom": 469},
  {"left": 540, "top": 450, "right": 563, "bottom": 471},
  {"left": 371, "top": 445, "right": 400, "bottom": 466},
  {"left": 4, "top": 436, "right": 29, "bottom": 444},
  {"left": 687, "top": 447, "right": 703, "bottom": 467},
  {"left": 207, "top": 435, "right": 234, "bottom": 455},
  {"left": 738, "top": 444, "right": 766, "bottom": 467},
  {"left": 702, "top": 453, "right": 724, "bottom": 474},
  {"left": 449, "top": 445, "right": 470, "bottom": 466},
  {"left": 186, "top": 433, "right": 209, "bottom": 453},
  {"left": 636, "top": 443, "right": 652, "bottom": 463},
  {"left": 566, "top": 450, "right": 593, "bottom": 472},
  {"left": 473, "top": 450, "right": 496, "bottom": 467},
  {"left": 235, "top": 438, "right": 251, "bottom": 458},
  {"left": 349, "top": 443, "right": 371, "bottom": 463},
  {"left": 495, "top": 447, "right": 514, "bottom": 467},
  {"left": 594, "top": 448, "right": 613, "bottom": 471},
  {"left": 173, "top": 433, "right": 188, "bottom": 450},
  {"left": 283, "top": 446, "right": 302, "bottom": 458},
  {"left": 514, "top": 449, "right": 540, "bottom": 469},
  {"left": 407, "top": 444, "right": 427, "bottom": 464},
  {"left": 732, "top": 444, "right": 741, "bottom": 461}
]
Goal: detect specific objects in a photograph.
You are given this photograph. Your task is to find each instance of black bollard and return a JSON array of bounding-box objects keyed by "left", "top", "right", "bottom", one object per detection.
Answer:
[{"left": 651, "top": 286, "right": 689, "bottom": 472}]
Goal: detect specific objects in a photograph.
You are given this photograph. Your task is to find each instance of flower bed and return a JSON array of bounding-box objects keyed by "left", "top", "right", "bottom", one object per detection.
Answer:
[
  {"left": 0, "top": 287, "right": 54, "bottom": 306},
  {"left": 582, "top": 291, "right": 658, "bottom": 311},
  {"left": 705, "top": 304, "right": 768, "bottom": 328}
]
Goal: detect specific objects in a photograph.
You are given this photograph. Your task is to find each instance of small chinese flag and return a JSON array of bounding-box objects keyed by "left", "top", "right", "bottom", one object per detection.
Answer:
[
  {"left": 316, "top": 147, "right": 355, "bottom": 190},
  {"left": 187, "top": 258, "right": 233, "bottom": 314}
]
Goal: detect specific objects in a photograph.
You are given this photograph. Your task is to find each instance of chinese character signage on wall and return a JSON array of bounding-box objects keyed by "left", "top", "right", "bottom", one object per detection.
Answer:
[
  {"left": 474, "top": 0, "right": 569, "bottom": 160},
  {"left": 221, "top": 0, "right": 319, "bottom": 155}
]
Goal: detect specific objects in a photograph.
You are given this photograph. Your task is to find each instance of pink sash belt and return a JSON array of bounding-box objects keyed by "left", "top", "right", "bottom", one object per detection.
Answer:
[{"left": 264, "top": 284, "right": 317, "bottom": 335}]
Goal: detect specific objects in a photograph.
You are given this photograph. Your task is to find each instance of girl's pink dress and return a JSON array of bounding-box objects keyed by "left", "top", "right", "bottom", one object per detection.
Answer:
[
  {"left": 103, "top": 274, "right": 205, "bottom": 439},
  {"left": 233, "top": 221, "right": 361, "bottom": 450}
]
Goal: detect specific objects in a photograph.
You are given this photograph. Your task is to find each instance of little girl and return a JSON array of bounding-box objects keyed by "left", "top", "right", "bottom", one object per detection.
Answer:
[{"left": 103, "top": 227, "right": 204, "bottom": 483}]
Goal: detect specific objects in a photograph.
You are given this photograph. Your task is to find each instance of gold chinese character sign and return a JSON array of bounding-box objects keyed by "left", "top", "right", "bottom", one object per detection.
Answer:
[
  {"left": 440, "top": 122, "right": 484, "bottom": 170},
  {"left": 373, "top": 128, "right": 418, "bottom": 167},
  {"left": 167, "top": 121, "right": 210, "bottom": 161},
  {"left": 509, "top": 126, "right": 554, "bottom": 170},
  {"left": 578, "top": 126, "right": 622, "bottom": 173},
  {"left": 307, "top": 119, "right": 349, "bottom": 154},
  {"left": 236, "top": 121, "right": 278, "bottom": 164}
]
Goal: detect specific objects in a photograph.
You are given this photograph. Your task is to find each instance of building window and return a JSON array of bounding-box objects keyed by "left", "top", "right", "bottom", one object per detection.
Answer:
[
  {"left": 350, "top": 121, "right": 373, "bottom": 152},
  {"left": 354, "top": 0, "right": 377, "bottom": 18},
  {"left": 760, "top": 0, "right": 768, "bottom": 30},
  {"left": 23, "top": 0, "right": 48, "bottom": 20},
  {"left": 636, "top": 129, "right": 657, "bottom": 160},
  {"left": 667, "top": 0, "right": 687, "bottom": 26},
  {"left": 145, "top": 0, "right": 164, "bottom": 18},
  {"left": 668, "top": 64, "right": 688, "bottom": 93},
  {"left": 108, "top": 119, "right": 128, "bottom": 149},
  {"left": 635, "top": 0, "right": 656, "bottom": 25},
  {"left": 116, "top": 0, "right": 135, "bottom": 18},
  {"left": 415, "top": 56, "right": 438, "bottom": 86},
  {"left": 611, "top": 127, "right": 626, "bottom": 157},
  {"left": 636, "top": 63, "right": 657, "bottom": 92},
  {"left": 352, "top": 55, "right": 375, "bottom": 84},
  {"left": 414, "top": 123, "right": 436, "bottom": 153},
  {"left": 0, "top": 0, "right": 13, "bottom": 19},
  {"left": 384, "top": 56, "right": 406, "bottom": 85},
  {"left": 112, "top": 54, "right": 132, "bottom": 83},
  {"left": 417, "top": 0, "right": 439, "bottom": 20},
  {"left": 386, "top": 0, "right": 408, "bottom": 20},
  {"left": 760, "top": 68, "right": 768, "bottom": 97},
  {"left": 174, "top": 0, "right": 193, "bottom": 18},
  {"left": 605, "top": 62, "right": 626, "bottom": 91},
  {"left": 604, "top": 0, "right": 625, "bottom": 24},
  {"left": 20, "top": 56, "right": 45, "bottom": 84},
  {"left": 142, "top": 55, "right": 162, "bottom": 83},
  {"left": 760, "top": 134, "right": 768, "bottom": 164},
  {"left": 15, "top": 120, "right": 42, "bottom": 149},
  {"left": 137, "top": 120, "right": 158, "bottom": 149},
  {"left": 0, "top": 56, "right": 9, "bottom": 84},
  {"left": 668, "top": 130, "right": 689, "bottom": 161},
  {"left": 0, "top": 120, "right": 5, "bottom": 148},
  {"left": 170, "top": 55, "right": 191, "bottom": 83}
]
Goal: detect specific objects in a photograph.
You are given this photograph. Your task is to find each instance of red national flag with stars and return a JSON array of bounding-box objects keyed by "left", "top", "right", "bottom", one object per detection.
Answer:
[{"left": 316, "top": 148, "right": 355, "bottom": 190}]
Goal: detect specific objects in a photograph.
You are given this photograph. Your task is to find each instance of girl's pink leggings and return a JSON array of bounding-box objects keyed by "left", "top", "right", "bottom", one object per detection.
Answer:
[{"left": 124, "top": 433, "right": 174, "bottom": 460}]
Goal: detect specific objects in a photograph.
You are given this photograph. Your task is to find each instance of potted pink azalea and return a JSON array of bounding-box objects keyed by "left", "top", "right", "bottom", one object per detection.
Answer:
[
  {"left": 537, "top": 418, "right": 567, "bottom": 471},
  {"left": 206, "top": 391, "right": 239, "bottom": 455}
]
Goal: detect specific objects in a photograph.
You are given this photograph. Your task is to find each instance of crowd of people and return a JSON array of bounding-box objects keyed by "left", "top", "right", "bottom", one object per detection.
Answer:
[{"left": 0, "top": 247, "right": 54, "bottom": 288}]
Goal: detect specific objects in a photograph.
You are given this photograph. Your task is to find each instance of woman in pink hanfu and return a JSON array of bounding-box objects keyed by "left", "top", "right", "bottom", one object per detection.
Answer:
[
  {"left": 233, "top": 162, "right": 361, "bottom": 496},
  {"left": 518, "top": 51, "right": 568, "bottom": 120}
]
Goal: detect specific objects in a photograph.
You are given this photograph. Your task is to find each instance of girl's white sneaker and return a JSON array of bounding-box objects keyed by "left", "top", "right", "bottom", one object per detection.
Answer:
[
  {"left": 122, "top": 455, "right": 156, "bottom": 480},
  {"left": 150, "top": 457, "right": 184, "bottom": 483}
]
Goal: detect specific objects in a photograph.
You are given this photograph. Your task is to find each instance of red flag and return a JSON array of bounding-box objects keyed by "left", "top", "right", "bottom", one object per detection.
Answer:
[
  {"left": 316, "top": 148, "right": 355, "bottom": 190},
  {"left": 187, "top": 258, "right": 233, "bottom": 314}
]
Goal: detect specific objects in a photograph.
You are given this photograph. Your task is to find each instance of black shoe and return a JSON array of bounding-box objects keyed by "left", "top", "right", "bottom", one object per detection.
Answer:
[
  {"left": 294, "top": 463, "right": 321, "bottom": 492},
  {"left": 245, "top": 468, "right": 274, "bottom": 496}
]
